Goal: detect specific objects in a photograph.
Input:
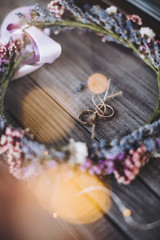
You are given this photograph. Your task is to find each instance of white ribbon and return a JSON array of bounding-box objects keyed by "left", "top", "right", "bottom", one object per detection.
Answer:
[{"left": 0, "top": 6, "right": 62, "bottom": 80}]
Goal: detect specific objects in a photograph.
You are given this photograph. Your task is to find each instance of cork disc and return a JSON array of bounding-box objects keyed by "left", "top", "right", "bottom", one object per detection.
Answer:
[{"left": 87, "top": 73, "right": 108, "bottom": 94}]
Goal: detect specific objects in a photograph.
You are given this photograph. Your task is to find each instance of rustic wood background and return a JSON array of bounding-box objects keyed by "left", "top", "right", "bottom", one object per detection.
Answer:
[{"left": 0, "top": 0, "right": 160, "bottom": 239}]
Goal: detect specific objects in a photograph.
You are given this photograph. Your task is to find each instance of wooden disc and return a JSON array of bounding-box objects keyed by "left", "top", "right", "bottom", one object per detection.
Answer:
[{"left": 87, "top": 73, "right": 108, "bottom": 94}]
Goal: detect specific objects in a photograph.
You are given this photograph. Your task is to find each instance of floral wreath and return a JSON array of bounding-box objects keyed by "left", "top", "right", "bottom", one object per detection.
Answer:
[{"left": 0, "top": 0, "right": 160, "bottom": 188}]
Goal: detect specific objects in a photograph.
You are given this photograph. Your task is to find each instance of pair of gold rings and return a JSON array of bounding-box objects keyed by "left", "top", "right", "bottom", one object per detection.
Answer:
[{"left": 78, "top": 104, "right": 114, "bottom": 125}]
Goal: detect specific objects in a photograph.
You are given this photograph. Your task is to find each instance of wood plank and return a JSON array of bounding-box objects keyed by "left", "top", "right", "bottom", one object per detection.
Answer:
[
  {"left": 5, "top": 36, "right": 160, "bottom": 240},
  {"left": 5, "top": 77, "right": 93, "bottom": 145},
  {"left": 137, "top": 157, "right": 160, "bottom": 198},
  {"left": 28, "top": 30, "right": 160, "bottom": 197},
  {"left": 108, "top": 177, "right": 160, "bottom": 240},
  {"left": 1, "top": 0, "right": 160, "bottom": 240},
  {"left": 25, "top": 32, "right": 160, "bottom": 238},
  {"left": 124, "top": 0, "right": 160, "bottom": 23},
  {"left": 5, "top": 79, "right": 128, "bottom": 240},
  {"left": 78, "top": 0, "right": 160, "bottom": 198},
  {"left": 31, "top": 31, "right": 158, "bottom": 141}
]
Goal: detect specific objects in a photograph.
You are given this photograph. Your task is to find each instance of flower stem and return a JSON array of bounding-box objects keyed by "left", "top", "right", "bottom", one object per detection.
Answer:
[
  {"left": 0, "top": 52, "right": 33, "bottom": 118},
  {"left": 33, "top": 20, "right": 157, "bottom": 72},
  {"left": 148, "top": 71, "right": 160, "bottom": 123}
]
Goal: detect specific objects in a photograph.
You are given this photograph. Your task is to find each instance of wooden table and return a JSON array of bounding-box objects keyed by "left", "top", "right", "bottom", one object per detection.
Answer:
[{"left": 0, "top": 0, "right": 160, "bottom": 239}]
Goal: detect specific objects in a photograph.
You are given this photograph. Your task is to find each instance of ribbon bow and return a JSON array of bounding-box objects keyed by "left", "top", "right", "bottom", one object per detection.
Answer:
[{"left": 0, "top": 6, "right": 61, "bottom": 80}]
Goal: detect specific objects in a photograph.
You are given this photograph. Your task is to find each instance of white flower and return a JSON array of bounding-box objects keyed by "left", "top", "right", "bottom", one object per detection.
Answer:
[
  {"left": 68, "top": 139, "right": 88, "bottom": 165},
  {"left": 106, "top": 6, "right": 117, "bottom": 15},
  {"left": 139, "top": 27, "right": 155, "bottom": 39},
  {"left": 0, "top": 135, "right": 7, "bottom": 145},
  {"left": 140, "top": 54, "right": 145, "bottom": 59},
  {"left": 43, "top": 28, "right": 51, "bottom": 36}
]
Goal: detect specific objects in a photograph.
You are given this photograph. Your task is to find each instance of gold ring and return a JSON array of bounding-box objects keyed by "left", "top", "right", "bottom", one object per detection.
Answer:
[
  {"left": 78, "top": 110, "right": 97, "bottom": 125},
  {"left": 96, "top": 104, "right": 114, "bottom": 119}
]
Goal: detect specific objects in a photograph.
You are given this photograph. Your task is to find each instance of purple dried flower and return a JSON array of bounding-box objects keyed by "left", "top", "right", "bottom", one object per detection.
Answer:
[
  {"left": 117, "top": 152, "right": 125, "bottom": 161},
  {"left": 45, "top": 160, "right": 58, "bottom": 169},
  {"left": 156, "top": 138, "right": 160, "bottom": 148}
]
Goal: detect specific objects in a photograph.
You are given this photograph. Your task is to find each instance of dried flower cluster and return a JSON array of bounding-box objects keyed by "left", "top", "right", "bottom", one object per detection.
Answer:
[
  {"left": 0, "top": 115, "right": 159, "bottom": 184},
  {"left": 0, "top": 39, "right": 24, "bottom": 75},
  {"left": 47, "top": 0, "right": 65, "bottom": 18},
  {"left": 81, "top": 120, "right": 160, "bottom": 184},
  {"left": 0, "top": 127, "right": 25, "bottom": 178}
]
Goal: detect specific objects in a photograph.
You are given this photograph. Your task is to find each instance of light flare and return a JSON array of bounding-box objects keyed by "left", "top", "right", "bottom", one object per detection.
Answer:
[{"left": 31, "top": 164, "right": 111, "bottom": 224}]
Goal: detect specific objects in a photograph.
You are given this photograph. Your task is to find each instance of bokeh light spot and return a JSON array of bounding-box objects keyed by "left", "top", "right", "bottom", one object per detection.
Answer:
[{"left": 31, "top": 164, "right": 111, "bottom": 224}]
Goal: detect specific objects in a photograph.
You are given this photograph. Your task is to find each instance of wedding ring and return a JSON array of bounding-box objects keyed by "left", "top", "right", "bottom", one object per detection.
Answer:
[
  {"left": 96, "top": 104, "right": 114, "bottom": 119},
  {"left": 78, "top": 110, "right": 97, "bottom": 125}
]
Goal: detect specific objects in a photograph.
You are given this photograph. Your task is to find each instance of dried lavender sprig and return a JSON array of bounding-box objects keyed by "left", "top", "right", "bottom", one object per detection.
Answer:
[
  {"left": 0, "top": 38, "right": 32, "bottom": 117},
  {"left": 61, "top": 0, "right": 85, "bottom": 22}
]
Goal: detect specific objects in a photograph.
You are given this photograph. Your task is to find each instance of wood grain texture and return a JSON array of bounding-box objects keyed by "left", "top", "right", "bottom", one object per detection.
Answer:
[{"left": 1, "top": 0, "right": 160, "bottom": 240}]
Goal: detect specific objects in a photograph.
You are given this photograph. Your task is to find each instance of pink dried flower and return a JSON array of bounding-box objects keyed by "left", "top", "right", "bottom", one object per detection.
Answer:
[
  {"left": 0, "top": 127, "right": 24, "bottom": 177},
  {"left": 0, "top": 43, "right": 7, "bottom": 59},
  {"left": 114, "top": 145, "right": 150, "bottom": 184},
  {"left": 47, "top": 0, "right": 65, "bottom": 18},
  {"left": 126, "top": 14, "right": 142, "bottom": 25},
  {"left": 0, "top": 39, "right": 24, "bottom": 63},
  {"left": 15, "top": 39, "right": 25, "bottom": 49},
  {"left": 7, "top": 39, "right": 24, "bottom": 53},
  {"left": 7, "top": 40, "right": 17, "bottom": 52}
]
